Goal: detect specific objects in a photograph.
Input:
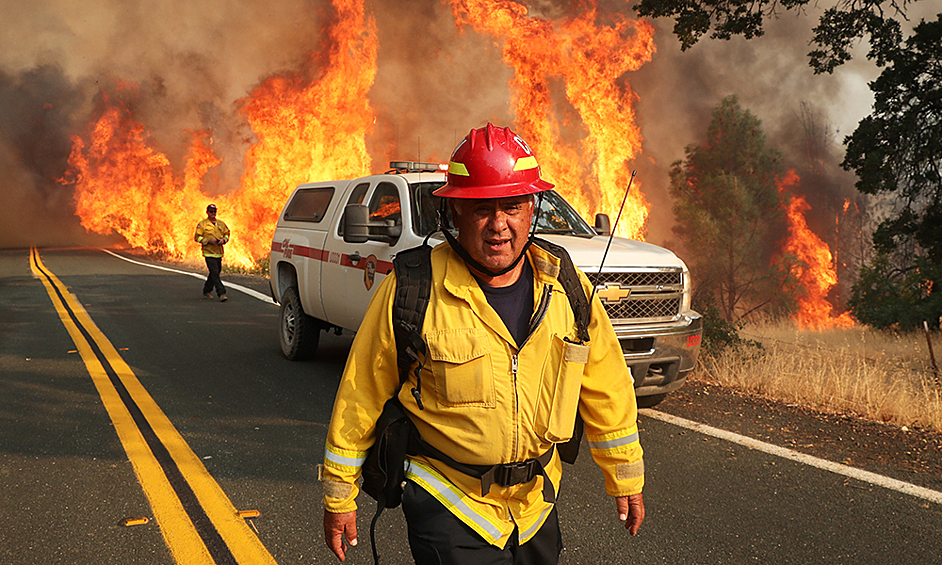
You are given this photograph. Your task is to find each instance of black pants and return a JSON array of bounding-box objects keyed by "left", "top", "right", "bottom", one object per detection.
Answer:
[
  {"left": 401, "top": 481, "right": 562, "bottom": 565},
  {"left": 203, "top": 257, "right": 226, "bottom": 296}
]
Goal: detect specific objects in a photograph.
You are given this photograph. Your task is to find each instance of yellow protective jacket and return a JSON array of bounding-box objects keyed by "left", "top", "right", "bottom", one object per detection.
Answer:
[
  {"left": 194, "top": 219, "right": 230, "bottom": 258},
  {"left": 322, "top": 242, "right": 643, "bottom": 548}
]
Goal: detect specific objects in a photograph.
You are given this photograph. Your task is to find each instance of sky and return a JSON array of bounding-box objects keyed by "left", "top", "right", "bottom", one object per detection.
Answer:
[{"left": 1, "top": 0, "right": 936, "bottom": 250}]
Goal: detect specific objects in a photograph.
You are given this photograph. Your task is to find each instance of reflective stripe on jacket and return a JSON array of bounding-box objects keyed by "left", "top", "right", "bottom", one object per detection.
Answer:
[
  {"left": 194, "top": 218, "right": 229, "bottom": 258},
  {"left": 322, "top": 242, "right": 644, "bottom": 547}
]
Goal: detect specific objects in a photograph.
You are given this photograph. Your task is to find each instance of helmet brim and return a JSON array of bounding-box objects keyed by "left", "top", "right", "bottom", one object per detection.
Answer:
[{"left": 433, "top": 177, "right": 554, "bottom": 199}]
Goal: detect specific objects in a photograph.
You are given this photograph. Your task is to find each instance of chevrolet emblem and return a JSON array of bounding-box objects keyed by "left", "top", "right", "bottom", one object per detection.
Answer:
[{"left": 596, "top": 283, "right": 631, "bottom": 303}]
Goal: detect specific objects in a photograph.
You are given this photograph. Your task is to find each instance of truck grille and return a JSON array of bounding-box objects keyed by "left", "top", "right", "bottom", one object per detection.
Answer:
[{"left": 587, "top": 270, "right": 684, "bottom": 323}]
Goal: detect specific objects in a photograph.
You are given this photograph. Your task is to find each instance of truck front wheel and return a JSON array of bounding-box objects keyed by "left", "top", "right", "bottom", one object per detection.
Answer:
[{"left": 280, "top": 287, "right": 320, "bottom": 360}]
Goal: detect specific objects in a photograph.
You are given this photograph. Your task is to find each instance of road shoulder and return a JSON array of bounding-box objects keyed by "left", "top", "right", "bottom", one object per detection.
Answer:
[{"left": 655, "top": 379, "right": 942, "bottom": 494}]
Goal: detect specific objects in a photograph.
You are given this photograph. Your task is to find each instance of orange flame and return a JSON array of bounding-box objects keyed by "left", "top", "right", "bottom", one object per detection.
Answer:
[
  {"left": 234, "top": 0, "right": 376, "bottom": 259},
  {"left": 451, "top": 0, "right": 655, "bottom": 239},
  {"left": 778, "top": 170, "right": 854, "bottom": 330},
  {"left": 66, "top": 0, "right": 655, "bottom": 265},
  {"left": 66, "top": 0, "right": 377, "bottom": 268},
  {"left": 66, "top": 92, "right": 242, "bottom": 263}
]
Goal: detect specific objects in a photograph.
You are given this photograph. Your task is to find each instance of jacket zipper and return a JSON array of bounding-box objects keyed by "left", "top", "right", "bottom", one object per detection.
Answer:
[
  {"left": 525, "top": 284, "right": 553, "bottom": 344},
  {"left": 511, "top": 284, "right": 552, "bottom": 460}
]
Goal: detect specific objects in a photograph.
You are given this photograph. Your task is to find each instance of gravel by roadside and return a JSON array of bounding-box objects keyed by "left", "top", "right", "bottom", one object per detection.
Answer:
[{"left": 653, "top": 378, "right": 942, "bottom": 494}]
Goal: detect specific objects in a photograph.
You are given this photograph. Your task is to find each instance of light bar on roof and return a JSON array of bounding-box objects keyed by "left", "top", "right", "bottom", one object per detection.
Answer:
[{"left": 388, "top": 161, "right": 446, "bottom": 173}]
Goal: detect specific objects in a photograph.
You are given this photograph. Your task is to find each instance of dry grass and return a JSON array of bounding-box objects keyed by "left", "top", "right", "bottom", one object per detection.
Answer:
[{"left": 696, "top": 320, "right": 942, "bottom": 431}]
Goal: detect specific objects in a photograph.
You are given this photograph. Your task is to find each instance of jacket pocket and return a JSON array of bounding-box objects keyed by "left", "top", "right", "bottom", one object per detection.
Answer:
[
  {"left": 426, "top": 328, "right": 495, "bottom": 407},
  {"left": 536, "top": 335, "right": 589, "bottom": 443}
]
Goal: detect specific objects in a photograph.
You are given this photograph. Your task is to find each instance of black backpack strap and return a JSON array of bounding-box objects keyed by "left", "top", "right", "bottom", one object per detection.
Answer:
[
  {"left": 364, "top": 245, "right": 434, "bottom": 565},
  {"left": 392, "top": 244, "right": 433, "bottom": 409},
  {"left": 532, "top": 238, "right": 590, "bottom": 464},
  {"left": 532, "top": 237, "right": 591, "bottom": 343},
  {"left": 366, "top": 396, "right": 415, "bottom": 564}
]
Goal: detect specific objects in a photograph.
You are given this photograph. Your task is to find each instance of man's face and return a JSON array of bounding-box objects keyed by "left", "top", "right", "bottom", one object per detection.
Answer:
[
  {"left": 450, "top": 195, "right": 534, "bottom": 274},
  {"left": 207, "top": 208, "right": 217, "bottom": 219}
]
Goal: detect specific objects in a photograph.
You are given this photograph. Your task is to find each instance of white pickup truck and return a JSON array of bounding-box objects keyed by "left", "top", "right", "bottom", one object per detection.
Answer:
[{"left": 269, "top": 162, "right": 701, "bottom": 405}]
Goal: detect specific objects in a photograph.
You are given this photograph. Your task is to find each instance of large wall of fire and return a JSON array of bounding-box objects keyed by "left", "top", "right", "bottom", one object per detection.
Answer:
[{"left": 2, "top": 0, "right": 863, "bottom": 328}]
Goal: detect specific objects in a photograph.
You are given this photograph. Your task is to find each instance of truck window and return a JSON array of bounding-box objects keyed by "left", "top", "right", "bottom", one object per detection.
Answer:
[
  {"left": 533, "top": 190, "right": 595, "bottom": 235},
  {"left": 368, "top": 182, "right": 402, "bottom": 226},
  {"left": 338, "top": 182, "right": 371, "bottom": 236},
  {"left": 348, "top": 182, "right": 370, "bottom": 206},
  {"left": 411, "top": 185, "right": 594, "bottom": 237},
  {"left": 284, "top": 187, "right": 335, "bottom": 222},
  {"left": 411, "top": 181, "right": 447, "bottom": 237}
]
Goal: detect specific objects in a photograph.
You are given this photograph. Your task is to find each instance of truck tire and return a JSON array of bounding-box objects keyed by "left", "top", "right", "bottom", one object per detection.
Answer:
[{"left": 280, "top": 287, "right": 320, "bottom": 360}]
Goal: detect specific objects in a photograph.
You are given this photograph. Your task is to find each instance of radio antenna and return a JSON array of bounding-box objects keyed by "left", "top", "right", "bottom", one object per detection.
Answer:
[{"left": 588, "top": 170, "right": 636, "bottom": 306}]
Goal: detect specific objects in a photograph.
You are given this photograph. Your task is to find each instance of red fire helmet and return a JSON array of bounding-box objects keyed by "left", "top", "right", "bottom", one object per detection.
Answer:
[{"left": 433, "top": 123, "right": 554, "bottom": 199}]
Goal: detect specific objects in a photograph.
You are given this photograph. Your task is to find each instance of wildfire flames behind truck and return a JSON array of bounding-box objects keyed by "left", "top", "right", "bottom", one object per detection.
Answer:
[{"left": 61, "top": 0, "right": 852, "bottom": 330}]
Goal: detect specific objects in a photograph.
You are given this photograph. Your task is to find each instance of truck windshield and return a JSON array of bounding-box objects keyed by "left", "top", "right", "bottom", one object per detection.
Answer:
[{"left": 411, "top": 182, "right": 597, "bottom": 237}]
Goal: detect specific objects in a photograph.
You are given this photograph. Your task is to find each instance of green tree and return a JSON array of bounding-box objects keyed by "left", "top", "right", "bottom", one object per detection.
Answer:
[
  {"left": 844, "top": 15, "right": 942, "bottom": 329},
  {"left": 670, "top": 96, "right": 793, "bottom": 322},
  {"left": 639, "top": 1, "right": 941, "bottom": 330},
  {"left": 848, "top": 255, "right": 942, "bottom": 329},
  {"left": 633, "top": 0, "right": 917, "bottom": 74}
]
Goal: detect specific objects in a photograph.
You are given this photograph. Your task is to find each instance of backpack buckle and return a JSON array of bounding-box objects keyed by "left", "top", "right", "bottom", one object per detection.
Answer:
[{"left": 493, "top": 460, "right": 537, "bottom": 487}]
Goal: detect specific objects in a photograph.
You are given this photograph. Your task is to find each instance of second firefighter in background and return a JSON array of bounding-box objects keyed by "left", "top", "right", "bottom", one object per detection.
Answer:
[{"left": 194, "top": 203, "right": 230, "bottom": 302}]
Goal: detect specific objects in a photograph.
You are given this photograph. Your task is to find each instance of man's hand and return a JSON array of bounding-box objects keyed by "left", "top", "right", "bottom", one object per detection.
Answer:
[
  {"left": 324, "top": 509, "right": 358, "bottom": 561},
  {"left": 616, "top": 493, "right": 645, "bottom": 535}
]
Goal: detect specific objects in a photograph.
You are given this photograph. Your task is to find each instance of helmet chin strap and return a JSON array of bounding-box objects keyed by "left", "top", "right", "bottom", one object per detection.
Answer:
[
  {"left": 441, "top": 229, "right": 532, "bottom": 278},
  {"left": 438, "top": 192, "right": 544, "bottom": 279}
]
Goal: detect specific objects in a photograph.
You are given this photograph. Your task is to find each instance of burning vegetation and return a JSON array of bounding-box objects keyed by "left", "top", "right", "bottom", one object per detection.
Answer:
[
  {"left": 451, "top": 0, "right": 654, "bottom": 240},
  {"left": 64, "top": 0, "right": 378, "bottom": 269},
  {"left": 777, "top": 170, "right": 855, "bottom": 330},
  {"left": 63, "top": 0, "right": 656, "bottom": 270}
]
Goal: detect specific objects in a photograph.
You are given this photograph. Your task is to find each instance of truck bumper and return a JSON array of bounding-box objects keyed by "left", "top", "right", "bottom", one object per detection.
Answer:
[{"left": 612, "top": 313, "right": 703, "bottom": 398}]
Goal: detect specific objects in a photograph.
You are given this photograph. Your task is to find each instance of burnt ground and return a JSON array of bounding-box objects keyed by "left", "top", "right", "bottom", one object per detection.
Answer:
[{"left": 652, "top": 379, "right": 942, "bottom": 494}]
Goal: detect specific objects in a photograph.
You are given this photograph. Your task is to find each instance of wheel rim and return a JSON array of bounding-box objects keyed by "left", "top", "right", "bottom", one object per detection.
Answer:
[{"left": 282, "top": 302, "right": 296, "bottom": 345}]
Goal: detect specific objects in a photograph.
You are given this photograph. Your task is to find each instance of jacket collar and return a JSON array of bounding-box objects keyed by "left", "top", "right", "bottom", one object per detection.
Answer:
[{"left": 440, "top": 242, "right": 564, "bottom": 346}]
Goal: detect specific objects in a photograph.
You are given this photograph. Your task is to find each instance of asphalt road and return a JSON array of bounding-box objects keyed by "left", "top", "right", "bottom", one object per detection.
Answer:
[{"left": 2, "top": 247, "right": 941, "bottom": 565}]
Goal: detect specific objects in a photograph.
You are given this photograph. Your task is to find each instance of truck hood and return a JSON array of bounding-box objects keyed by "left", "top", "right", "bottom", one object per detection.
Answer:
[{"left": 538, "top": 234, "right": 688, "bottom": 271}]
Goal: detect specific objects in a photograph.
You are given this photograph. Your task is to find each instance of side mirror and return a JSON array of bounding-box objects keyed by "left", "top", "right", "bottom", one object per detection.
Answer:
[
  {"left": 343, "top": 204, "right": 371, "bottom": 243},
  {"left": 384, "top": 220, "right": 402, "bottom": 240},
  {"left": 343, "top": 204, "right": 402, "bottom": 244},
  {"left": 595, "top": 213, "right": 611, "bottom": 236}
]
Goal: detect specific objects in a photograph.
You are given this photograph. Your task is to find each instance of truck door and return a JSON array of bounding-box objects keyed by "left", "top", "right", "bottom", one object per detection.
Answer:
[{"left": 320, "top": 179, "right": 412, "bottom": 332}]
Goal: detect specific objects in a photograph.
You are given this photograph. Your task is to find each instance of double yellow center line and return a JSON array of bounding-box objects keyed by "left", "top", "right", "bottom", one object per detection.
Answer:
[{"left": 29, "top": 248, "right": 278, "bottom": 565}]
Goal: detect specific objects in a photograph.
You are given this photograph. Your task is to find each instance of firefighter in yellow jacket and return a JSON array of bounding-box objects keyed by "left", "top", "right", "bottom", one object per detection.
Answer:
[
  {"left": 194, "top": 203, "right": 230, "bottom": 302},
  {"left": 322, "top": 124, "right": 645, "bottom": 564}
]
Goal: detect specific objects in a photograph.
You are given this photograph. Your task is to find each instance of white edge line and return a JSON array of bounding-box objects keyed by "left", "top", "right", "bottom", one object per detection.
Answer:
[
  {"left": 640, "top": 408, "right": 942, "bottom": 505},
  {"left": 100, "top": 248, "right": 276, "bottom": 304}
]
